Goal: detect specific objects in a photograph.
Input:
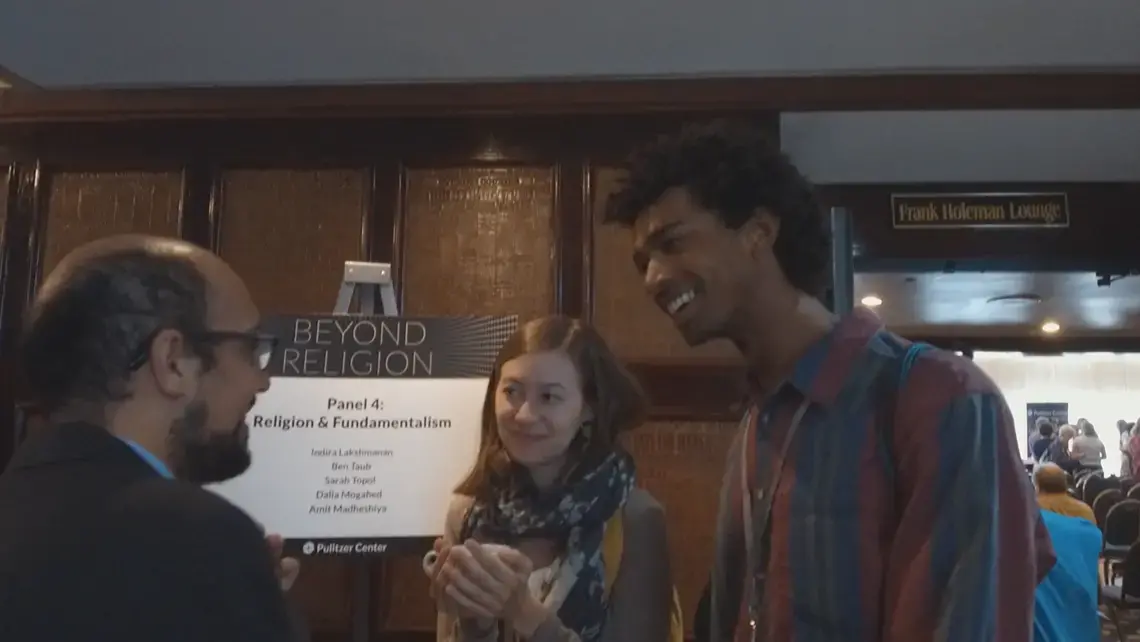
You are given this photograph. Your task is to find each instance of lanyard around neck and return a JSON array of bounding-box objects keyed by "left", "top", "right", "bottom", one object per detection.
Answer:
[{"left": 739, "top": 397, "right": 811, "bottom": 638}]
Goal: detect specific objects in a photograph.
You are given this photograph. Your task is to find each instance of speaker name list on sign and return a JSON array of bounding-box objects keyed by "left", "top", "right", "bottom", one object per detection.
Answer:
[{"left": 247, "top": 391, "right": 453, "bottom": 518}]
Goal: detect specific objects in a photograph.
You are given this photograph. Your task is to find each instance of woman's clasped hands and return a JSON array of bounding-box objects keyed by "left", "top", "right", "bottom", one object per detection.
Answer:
[{"left": 430, "top": 538, "right": 550, "bottom": 634}]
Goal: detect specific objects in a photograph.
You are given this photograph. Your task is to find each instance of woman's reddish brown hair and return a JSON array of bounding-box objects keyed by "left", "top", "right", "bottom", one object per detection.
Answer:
[{"left": 453, "top": 315, "right": 646, "bottom": 499}]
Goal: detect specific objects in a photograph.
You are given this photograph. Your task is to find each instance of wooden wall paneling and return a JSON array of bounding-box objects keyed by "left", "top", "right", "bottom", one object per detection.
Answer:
[
  {"left": 0, "top": 163, "right": 48, "bottom": 472},
  {"left": 399, "top": 166, "right": 557, "bottom": 320},
  {"left": 625, "top": 420, "right": 737, "bottom": 635},
  {"left": 554, "top": 161, "right": 588, "bottom": 318},
  {"left": 365, "top": 162, "right": 402, "bottom": 267},
  {"left": 213, "top": 167, "right": 370, "bottom": 636},
  {"left": 178, "top": 164, "right": 218, "bottom": 249},
  {"left": 216, "top": 168, "right": 369, "bottom": 314},
  {"left": 38, "top": 169, "right": 182, "bottom": 278}
]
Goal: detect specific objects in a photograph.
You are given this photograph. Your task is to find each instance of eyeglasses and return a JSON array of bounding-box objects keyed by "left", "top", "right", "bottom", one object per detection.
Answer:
[{"left": 127, "top": 329, "right": 279, "bottom": 372}]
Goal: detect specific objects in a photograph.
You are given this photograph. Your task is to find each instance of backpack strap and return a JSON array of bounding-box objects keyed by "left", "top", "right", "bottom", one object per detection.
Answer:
[
  {"left": 601, "top": 512, "right": 624, "bottom": 599},
  {"left": 601, "top": 510, "right": 685, "bottom": 642},
  {"left": 877, "top": 342, "right": 932, "bottom": 487}
]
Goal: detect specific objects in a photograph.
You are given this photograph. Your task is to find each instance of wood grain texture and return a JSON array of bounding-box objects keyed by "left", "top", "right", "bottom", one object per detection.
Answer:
[
  {"left": 3, "top": 71, "right": 1140, "bottom": 128},
  {"left": 217, "top": 169, "right": 368, "bottom": 314},
  {"left": 626, "top": 420, "right": 737, "bottom": 635},
  {"left": 401, "top": 167, "right": 555, "bottom": 319},
  {"left": 40, "top": 171, "right": 182, "bottom": 277}
]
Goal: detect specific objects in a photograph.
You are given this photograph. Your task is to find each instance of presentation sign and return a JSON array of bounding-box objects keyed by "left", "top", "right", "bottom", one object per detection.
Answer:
[
  {"left": 1026, "top": 402, "right": 1069, "bottom": 458},
  {"left": 209, "top": 313, "right": 517, "bottom": 556}
]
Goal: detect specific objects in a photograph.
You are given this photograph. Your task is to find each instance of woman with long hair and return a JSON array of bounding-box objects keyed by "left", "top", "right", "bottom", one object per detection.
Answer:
[
  {"left": 1069, "top": 422, "right": 1106, "bottom": 473},
  {"left": 430, "top": 316, "right": 673, "bottom": 642}
]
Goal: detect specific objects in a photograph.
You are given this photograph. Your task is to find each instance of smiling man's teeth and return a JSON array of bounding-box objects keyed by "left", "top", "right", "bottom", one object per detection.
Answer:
[{"left": 667, "top": 291, "right": 695, "bottom": 315}]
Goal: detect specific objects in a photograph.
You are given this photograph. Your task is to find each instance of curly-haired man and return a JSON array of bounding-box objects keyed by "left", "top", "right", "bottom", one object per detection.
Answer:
[{"left": 605, "top": 121, "right": 1054, "bottom": 642}]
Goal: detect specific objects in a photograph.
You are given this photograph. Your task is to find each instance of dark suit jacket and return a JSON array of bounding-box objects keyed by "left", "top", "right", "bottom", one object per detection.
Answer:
[{"left": 0, "top": 421, "right": 299, "bottom": 642}]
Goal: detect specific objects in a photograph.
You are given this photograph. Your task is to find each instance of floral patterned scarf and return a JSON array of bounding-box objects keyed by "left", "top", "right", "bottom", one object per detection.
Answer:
[{"left": 461, "top": 450, "right": 636, "bottom": 641}]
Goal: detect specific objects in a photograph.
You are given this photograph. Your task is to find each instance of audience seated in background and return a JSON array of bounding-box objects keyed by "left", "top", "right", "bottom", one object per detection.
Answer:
[
  {"left": 1035, "top": 463, "right": 1095, "bottom": 524},
  {"left": 1033, "top": 510, "right": 1102, "bottom": 642}
]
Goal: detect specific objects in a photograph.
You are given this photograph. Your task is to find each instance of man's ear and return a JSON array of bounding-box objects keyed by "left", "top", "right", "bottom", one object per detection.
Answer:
[
  {"left": 146, "top": 329, "right": 200, "bottom": 398},
  {"left": 739, "top": 208, "right": 780, "bottom": 258}
]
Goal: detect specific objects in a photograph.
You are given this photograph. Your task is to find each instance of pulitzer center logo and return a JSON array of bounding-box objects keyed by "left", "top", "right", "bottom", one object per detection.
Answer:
[{"left": 301, "top": 541, "right": 316, "bottom": 555}]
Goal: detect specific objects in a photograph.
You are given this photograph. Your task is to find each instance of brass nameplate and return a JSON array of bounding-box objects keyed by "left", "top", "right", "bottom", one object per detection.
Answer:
[{"left": 891, "top": 192, "right": 1070, "bottom": 229}]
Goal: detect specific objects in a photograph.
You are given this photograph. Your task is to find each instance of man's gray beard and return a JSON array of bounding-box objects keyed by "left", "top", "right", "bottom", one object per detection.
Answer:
[{"left": 168, "top": 398, "right": 252, "bottom": 484}]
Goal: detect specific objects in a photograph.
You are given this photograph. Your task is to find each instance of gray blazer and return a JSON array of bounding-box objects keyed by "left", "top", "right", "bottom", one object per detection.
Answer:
[{"left": 435, "top": 489, "right": 672, "bottom": 642}]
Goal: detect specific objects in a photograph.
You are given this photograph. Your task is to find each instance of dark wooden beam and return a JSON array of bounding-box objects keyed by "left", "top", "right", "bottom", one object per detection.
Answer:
[
  {"left": 0, "top": 112, "right": 778, "bottom": 167},
  {"left": 0, "top": 163, "right": 49, "bottom": 471},
  {"left": 1, "top": 70, "right": 1139, "bottom": 126},
  {"left": 555, "top": 161, "right": 588, "bottom": 318},
  {"left": 177, "top": 164, "right": 217, "bottom": 249}
]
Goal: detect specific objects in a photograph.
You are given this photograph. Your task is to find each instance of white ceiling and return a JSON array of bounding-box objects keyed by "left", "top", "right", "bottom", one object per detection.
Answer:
[
  {"left": 1, "top": 0, "right": 1139, "bottom": 87},
  {"left": 856, "top": 272, "right": 1140, "bottom": 337},
  {"left": 782, "top": 110, "right": 1140, "bottom": 183}
]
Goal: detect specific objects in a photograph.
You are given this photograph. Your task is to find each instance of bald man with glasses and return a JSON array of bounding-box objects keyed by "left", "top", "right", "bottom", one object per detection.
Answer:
[{"left": 0, "top": 235, "right": 303, "bottom": 642}]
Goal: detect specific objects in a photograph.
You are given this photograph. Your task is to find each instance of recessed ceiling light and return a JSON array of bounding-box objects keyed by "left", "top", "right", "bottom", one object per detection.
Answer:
[
  {"left": 1041, "top": 320, "right": 1061, "bottom": 334},
  {"left": 860, "top": 295, "right": 883, "bottom": 308}
]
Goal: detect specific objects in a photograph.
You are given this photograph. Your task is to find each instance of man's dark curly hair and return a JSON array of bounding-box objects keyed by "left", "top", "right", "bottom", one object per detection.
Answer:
[{"left": 603, "top": 120, "right": 830, "bottom": 295}]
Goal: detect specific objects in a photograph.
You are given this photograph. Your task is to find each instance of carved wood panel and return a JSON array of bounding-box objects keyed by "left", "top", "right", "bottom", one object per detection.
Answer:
[
  {"left": 401, "top": 167, "right": 555, "bottom": 319},
  {"left": 217, "top": 169, "right": 367, "bottom": 315},
  {"left": 216, "top": 168, "right": 368, "bottom": 632},
  {"left": 40, "top": 171, "right": 182, "bottom": 276},
  {"left": 626, "top": 420, "right": 736, "bottom": 634},
  {"left": 591, "top": 168, "right": 738, "bottom": 362}
]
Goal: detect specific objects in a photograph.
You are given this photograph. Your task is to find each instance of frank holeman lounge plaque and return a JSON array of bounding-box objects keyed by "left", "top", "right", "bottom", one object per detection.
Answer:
[
  {"left": 891, "top": 192, "right": 1070, "bottom": 229},
  {"left": 209, "top": 314, "right": 517, "bottom": 556}
]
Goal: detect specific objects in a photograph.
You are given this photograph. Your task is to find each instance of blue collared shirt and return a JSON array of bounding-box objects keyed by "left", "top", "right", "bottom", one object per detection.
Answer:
[
  {"left": 120, "top": 439, "right": 175, "bottom": 479},
  {"left": 1034, "top": 510, "right": 1102, "bottom": 642}
]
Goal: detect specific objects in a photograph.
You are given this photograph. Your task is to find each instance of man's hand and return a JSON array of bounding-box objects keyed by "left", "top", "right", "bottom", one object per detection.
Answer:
[{"left": 266, "top": 533, "right": 301, "bottom": 591}]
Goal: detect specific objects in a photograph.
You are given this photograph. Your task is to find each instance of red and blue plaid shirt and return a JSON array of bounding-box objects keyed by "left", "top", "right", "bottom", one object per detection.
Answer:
[{"left": 711, "top": 309, "right": 1055, "bottom": 642}]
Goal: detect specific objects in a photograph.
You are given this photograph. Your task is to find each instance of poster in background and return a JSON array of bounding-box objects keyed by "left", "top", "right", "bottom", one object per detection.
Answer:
[
  {"left": 209, "top": 314, "right": 517, "bottom": 556},
  {"left": 1026, "top": 402, "right": 1069, "bottom": 458}
]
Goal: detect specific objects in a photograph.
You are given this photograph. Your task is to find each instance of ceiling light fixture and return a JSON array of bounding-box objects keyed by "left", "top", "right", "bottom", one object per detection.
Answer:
[
  {"left": 1041, "top": 320, "right": 1061, "bottom": 334},
  {"left": 860, "top": 295, "right": 883, "bottom": 308}
]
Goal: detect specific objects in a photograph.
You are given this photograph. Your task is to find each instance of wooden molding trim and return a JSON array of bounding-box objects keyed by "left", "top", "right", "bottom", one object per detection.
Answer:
[{"left": 2, "top": 70, "right": 1140, "bottom": 124}]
